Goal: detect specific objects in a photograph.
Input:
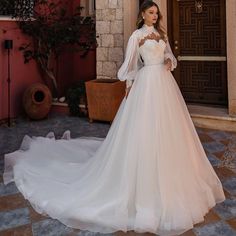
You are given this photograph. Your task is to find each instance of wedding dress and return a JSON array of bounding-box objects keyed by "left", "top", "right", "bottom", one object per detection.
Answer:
[{"left": 3, "top": 24, "right": 225, "bottom": 236}]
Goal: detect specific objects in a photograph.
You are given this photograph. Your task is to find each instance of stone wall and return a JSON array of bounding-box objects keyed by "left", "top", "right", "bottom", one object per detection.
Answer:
[{"left": 96, "top": 0, "right": 124, "bottom": 80}]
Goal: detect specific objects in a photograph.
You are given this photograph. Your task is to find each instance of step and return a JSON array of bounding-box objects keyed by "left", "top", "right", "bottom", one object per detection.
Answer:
[{"left": 188, "top": 104, "right": 236, "bottom": 132}]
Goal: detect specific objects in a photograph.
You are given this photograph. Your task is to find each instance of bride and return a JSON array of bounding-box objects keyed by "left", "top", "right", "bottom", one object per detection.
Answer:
[{"left": 3, "top": 1, "right": 225, "bottom": 236}]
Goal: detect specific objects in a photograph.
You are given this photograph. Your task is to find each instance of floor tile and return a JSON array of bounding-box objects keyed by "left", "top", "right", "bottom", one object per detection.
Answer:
[
  {"left": 194, "top": 210, "right": 221, "bottom": 227},
  {"left": 0, "top": 208, "right": 30, "bottom": 231},
  {"left": 220, "top": 139, "right": 231, "bottom": 146},
  {"left": 226, "top": 218, "right": 236, "bottom": 231},
  {"left": 28, "top": 205, "right": 48, "bottom": 223},
  {"left": 179, "top": 230, "right": 196, "bottom": 236},
  {"left": 0, "top": 224, "right": 32, "bottom": 236},
  {"left": 207, "top": 131, "right": 232, "bottom": 141},
  {"left": 198, "top": 133, "right": 214, "bottom": 143},
  {"left": 222, "top": 177, "right": 236, "bottom": 195},
  {"left": 213, "top": 198, "right": 236, "bottom": 220},
  {"left": 74, "top": 231, "right": 113, "bottom": 236},
  {"left": 223, "top": 189, "right": 232, "bottom": 199},
  {"left": 202, "top": 142, "right": 225, "bottom": 154},
  {"left": 214, "top": 151, "right": 226, "bottom": 161},
  {"left": 193, "top": 220, "right": 236, "bottom": 236},
  {"left": 213, "top": 167, "right": 235, "bottom": 180},
  {"left": 207, "top": 153, "right": 221, "bottom": 166},
  {"left": 0, "top": 193, "right": 27, "bottom": 211},
  {"left": 32, "top": 219, "right": 74, "bottom": 236},
  {"left": 0, "top": 182, "right": 19, "bottom": 197}
]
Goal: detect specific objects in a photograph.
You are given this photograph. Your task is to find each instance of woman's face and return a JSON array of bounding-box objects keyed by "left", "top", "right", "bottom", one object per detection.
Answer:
[{"left": 142, "top": 6, "right": 158, "bottom": 26}]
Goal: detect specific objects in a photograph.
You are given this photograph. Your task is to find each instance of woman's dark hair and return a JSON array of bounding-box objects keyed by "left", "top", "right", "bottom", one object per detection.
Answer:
[{"left": 136, "top": 0, "right": 166, "bottom": 40}]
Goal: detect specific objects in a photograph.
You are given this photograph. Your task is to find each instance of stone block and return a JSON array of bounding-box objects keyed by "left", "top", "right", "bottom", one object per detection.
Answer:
[
  {"left": 116, "top": 8, "right": 123, "bottom": 20},
  {"left": 97, "top": 47, "right": 108, "bottom": 61},
  {"left": 96, "top": 0, "right": 109, "bottom": 9},
  {"left": 97, "top": 62, "right": 103, "bottom": 75},
  {"left": 109, "top": 48, "right": 124, "bottom": 62},
  {"left": 102, "top": 9, "right": 116, "bottom": 21},
  {"left": 118, "top": 0, "right": 123, "bottom": 8},
  {"left": 103, "top": 62, "right": 117, "bottom": 77},
  {"left": 109, "top": 0, "right": 118, "bottom": 9},
  {"left": 101, "top": 34, "right": 114, "bottom": 47},
  {"left": 114, "top": 34, "right": 124, "bottom": 47},
  {"left": 96, "top": 9, "right": 103, "bottom": 21},
  {"left": 111, "top": 21, "right": 123, "bottom": 34},
  {"left": 96, "top": 21, "right": 110, "bottom": 34}
]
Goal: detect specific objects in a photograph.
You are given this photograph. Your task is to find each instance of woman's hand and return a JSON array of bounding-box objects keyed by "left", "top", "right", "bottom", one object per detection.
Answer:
[
  {"left": 125, "top": 86, "right": 131, "bottom": 98},
  {"left": 164, "top": 58, "right": 172, "bottom": 71}
]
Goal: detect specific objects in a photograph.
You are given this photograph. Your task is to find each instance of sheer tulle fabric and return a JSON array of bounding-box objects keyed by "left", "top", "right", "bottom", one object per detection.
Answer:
[{"left": 3, "top": 24, "right": 225, "bottom": 236}]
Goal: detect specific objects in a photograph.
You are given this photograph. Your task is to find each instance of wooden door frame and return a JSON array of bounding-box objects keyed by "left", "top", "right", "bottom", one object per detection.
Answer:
[
  {"left": 167, "top": 1, "right": 180, "bottom": 85},
  {"left": 226, "top": 0, "right": 236, "bottom": 115},
  {"left": 167, "top": 0, "right": 228, "bottom": 106},
  {"left": 167, "top": 1, "right": 173, "bottom": 47}
]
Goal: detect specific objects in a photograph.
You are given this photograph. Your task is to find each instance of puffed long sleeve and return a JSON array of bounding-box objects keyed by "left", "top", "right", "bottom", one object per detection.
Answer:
[
  {"left": 117, "top": 31, "right": 143, "bottom": 88},
  {"left": 164, "top": 40, "right": 177, "bottom": 71}
]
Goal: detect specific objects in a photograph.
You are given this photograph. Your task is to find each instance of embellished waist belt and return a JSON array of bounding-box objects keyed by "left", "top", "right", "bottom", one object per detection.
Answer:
[{"left": 144, "top": 63, "right": 164, "bottom": 67}]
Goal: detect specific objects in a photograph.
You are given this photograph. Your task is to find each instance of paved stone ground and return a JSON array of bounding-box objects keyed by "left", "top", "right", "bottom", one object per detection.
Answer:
[{"left": 0, "top": 114, "right": 235, "bottom": 236}]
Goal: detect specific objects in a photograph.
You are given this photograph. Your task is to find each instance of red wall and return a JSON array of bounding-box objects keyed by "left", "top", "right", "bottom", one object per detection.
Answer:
[
  {"left": 73, "top": 50, "right": 96, "bottom": 83},
  {"left": 0, "top": 0, "right": 96, "bottom": 120},
  {"left": 0, "top": 21, "right": 43, "bottom": 120}
]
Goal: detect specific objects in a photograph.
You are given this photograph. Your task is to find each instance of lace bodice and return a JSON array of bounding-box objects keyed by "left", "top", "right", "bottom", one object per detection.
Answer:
[
  {"left": 118, "top": 24, "right": 177, "bottom": 88},
  {"left": 139, "top": 39, "right": 166, "bottom": 66}
]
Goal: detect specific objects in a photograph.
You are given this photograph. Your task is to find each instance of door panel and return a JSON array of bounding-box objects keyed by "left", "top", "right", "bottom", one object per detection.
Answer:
[{"left": 168, "top": 0, "right": 227, "bottom": 105}]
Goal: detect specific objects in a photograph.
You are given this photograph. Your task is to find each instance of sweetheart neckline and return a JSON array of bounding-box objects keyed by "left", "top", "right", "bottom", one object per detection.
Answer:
[{"left": 139, "top": 39, "right": 166, "bottom": 49}]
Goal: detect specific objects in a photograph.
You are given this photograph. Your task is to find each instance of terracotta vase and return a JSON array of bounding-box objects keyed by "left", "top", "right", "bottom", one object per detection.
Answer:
[{"left": 23, "top": 83, "right": 52, "bottom": 120}]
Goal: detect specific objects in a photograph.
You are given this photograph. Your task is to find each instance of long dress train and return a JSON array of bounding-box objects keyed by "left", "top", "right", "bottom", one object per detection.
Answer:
[{"left": 3, "top": 24, "right": 225, "bottom": 236}]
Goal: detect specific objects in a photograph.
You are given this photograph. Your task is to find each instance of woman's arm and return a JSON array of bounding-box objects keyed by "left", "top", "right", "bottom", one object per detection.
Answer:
[
  {"left": 164, "top": 40, "right": 177, "bottom": 71},
  {"left": 117, "top": 30, "right": 143, "bottom": 90}
]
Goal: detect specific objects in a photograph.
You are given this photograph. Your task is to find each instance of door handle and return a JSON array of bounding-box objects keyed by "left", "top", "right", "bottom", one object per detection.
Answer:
[{"left": 174, "top": 40, "right": 178, "bottom": 50}]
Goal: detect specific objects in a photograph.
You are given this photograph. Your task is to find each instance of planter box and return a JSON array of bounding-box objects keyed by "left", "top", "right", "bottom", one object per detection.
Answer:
[{"left": 85, "top": 79, "right": 125, "bottom": 122}]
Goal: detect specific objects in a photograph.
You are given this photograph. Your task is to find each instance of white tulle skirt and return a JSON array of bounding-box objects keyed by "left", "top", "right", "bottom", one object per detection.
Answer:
[{"left": 4, "top": 64, "right": 225, "bottom": 236}]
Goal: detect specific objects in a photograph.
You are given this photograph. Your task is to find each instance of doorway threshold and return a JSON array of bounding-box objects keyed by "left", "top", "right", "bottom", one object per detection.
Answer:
[{"left": 187, "top": 104, "right": 236, "bottom": 132}]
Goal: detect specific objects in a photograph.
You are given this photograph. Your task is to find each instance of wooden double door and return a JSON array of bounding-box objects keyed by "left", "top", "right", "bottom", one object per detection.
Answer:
[{"left": 168, "top": 0, "right": 228, "bottom": 106}]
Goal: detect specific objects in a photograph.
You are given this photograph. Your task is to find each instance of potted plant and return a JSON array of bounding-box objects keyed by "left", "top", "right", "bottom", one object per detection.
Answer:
[
  {"left": 4, "top": 0, "right": 96, "bottom": 99},
  {"left": 66, "top": 81, "right": 87, "bottom": 117}
]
